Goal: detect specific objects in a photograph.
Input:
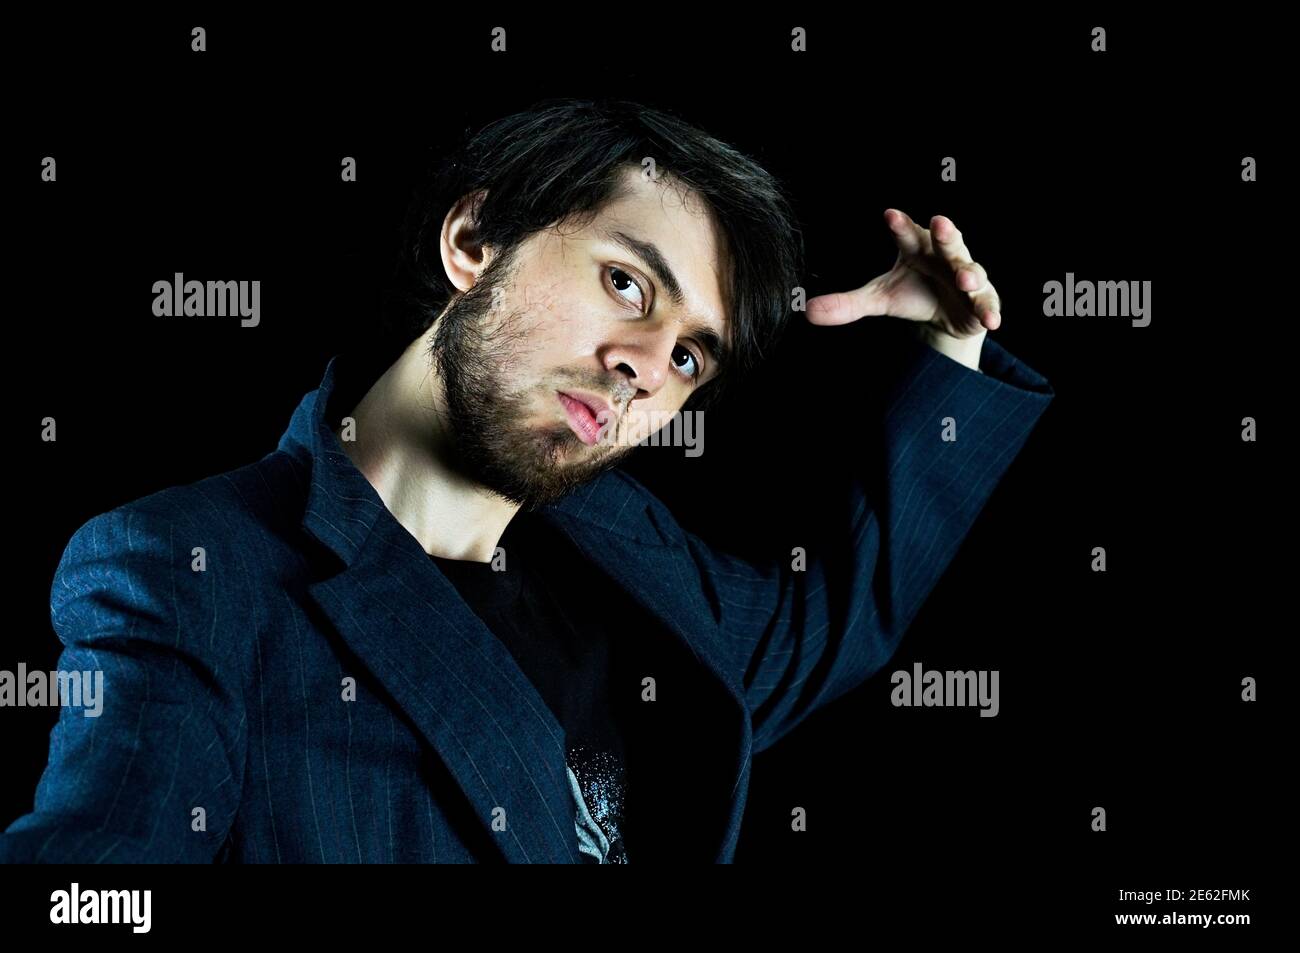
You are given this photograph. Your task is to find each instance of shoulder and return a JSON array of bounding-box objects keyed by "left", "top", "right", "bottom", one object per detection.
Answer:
[
  {"left": 543, "top": 467, "right": 688, "bottom": 548},
  {"left": 51, "top": 450, "right": 313, "bottom": 646},
  {"left": 59, "top": 448, "right": 309, "bottom": 561}
]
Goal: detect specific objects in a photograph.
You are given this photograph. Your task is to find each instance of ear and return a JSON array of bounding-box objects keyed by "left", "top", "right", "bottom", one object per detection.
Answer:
[{"left": 439, "top": 189, "right": 493, "bottom": 293}]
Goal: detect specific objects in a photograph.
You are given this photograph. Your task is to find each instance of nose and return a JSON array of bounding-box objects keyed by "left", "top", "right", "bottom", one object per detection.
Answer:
[{"left": 598, "top": 319, "right": 680, "bottom": 399}]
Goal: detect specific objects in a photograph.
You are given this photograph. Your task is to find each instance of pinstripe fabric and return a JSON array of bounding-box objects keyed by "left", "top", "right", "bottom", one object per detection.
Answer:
[{"left": 2, "top": 333, "right": 1052, "bottom": 863}]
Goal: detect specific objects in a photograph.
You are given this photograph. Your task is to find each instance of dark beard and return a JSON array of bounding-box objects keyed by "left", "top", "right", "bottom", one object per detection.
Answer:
[{"left": 427, "top": 262, "right": 633, "bottom": 510}]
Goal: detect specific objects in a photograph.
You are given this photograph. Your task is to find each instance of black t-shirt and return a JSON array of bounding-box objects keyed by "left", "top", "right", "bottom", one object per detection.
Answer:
[{"left": 430, "top": 513, "right": 632, "bottom": 863}]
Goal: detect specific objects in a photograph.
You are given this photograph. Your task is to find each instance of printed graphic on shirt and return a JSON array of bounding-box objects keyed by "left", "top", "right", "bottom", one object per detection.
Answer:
[{"left": 567, "top": 744, "right": 628, "bottom": 864}]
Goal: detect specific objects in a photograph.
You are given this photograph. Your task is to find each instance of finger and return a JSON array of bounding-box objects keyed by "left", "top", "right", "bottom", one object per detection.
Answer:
[
  {"left": 930, "top": 215, "right": 978, "bottom": 278},
  {"left": 948, "top": 255, "right": 1000, "bottom": 328},
  {"left": 930, "top": 215, "right": 995, "bottom": 302},
  {"left": 956, "top": 260, "right": 990, "bottom": 294},
  {"left": 969, "top": 284, "right": 1002, "bottom": 330},
  {"left": 884, "top": 208, "right": 929, "bottom": 257},
  {"left": 806, "top": 278, "right": 891, "bottom": 325}
]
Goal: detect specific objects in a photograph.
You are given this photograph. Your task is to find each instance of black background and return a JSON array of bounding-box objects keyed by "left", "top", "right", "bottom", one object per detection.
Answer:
[{"left": 1, "top": 8, "right": 1281, "bottom": 933}]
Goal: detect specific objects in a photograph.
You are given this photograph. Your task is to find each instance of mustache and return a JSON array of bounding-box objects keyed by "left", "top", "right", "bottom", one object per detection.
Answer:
[{"left": 557, "top": 378, "right": 635, "bottom": 413}]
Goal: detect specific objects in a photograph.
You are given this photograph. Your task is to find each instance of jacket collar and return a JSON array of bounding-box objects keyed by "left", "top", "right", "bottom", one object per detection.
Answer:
[{"left": 276, "top": 354, "right": 751, "bottom": 863}]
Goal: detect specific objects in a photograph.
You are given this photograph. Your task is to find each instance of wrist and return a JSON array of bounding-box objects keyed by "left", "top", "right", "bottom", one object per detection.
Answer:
[{"left": 913, "top": 323, "right": 984, "bottom": 373}]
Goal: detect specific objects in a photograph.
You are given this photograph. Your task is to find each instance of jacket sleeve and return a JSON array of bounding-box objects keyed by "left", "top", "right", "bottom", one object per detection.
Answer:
[
  {"left": 1, "top": 504, "right": 247, "bottom": 863},
  {"left": 680, "top": 331, "right": 1055, "bottom": 753}
]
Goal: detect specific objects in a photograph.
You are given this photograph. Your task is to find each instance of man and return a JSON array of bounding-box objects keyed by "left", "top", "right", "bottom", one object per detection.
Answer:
[{"left": 2, "top": 99, "right": 1053, "bottom": 864}]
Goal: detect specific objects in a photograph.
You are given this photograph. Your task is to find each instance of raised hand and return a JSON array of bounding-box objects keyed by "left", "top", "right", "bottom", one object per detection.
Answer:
[{"left": 805, "top": 210, "right": 1002, "bottom": 369}]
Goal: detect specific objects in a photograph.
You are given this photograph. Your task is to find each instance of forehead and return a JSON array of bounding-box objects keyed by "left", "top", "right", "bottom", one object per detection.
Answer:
[{"left": 584, "top": 166, "right": 732, "bottom": 333}]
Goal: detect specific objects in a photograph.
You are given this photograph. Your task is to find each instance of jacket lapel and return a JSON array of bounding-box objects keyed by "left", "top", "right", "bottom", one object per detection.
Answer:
[
  {"left": 279, "top": 354, "right": 751, "bottom": 863},
  {"left": 538, "top": 480, "right": 754, "bottom": 862},
  {"left": 281, "top": 356, "right": 578, "bottom": 864}
]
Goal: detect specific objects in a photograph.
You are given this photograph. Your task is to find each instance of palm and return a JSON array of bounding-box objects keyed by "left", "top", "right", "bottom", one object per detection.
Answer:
[{"left": 863, "top": 252, "right": 989, "bottom": 339}]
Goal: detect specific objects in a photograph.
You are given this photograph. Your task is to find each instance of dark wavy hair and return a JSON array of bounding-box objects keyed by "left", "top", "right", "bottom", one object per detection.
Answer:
[{"left": 381, "top": 97, "right": 804, "bottom": 411}]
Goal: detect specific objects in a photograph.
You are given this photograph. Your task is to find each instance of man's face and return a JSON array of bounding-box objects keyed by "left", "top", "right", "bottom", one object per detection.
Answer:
[{"left": 429, "top": 165, "right": 731, "bottom": 509}]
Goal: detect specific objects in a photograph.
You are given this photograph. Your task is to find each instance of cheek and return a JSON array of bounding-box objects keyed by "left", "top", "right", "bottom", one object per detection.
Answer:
[
  {"left": 620, "top": 395, "right": 689, "bottom": 445},
  {"left": 519, "top": 292, "right": 609, "bottom": 367},
  {"left": 517, "top": 279, "right": 565, "bottom": 319}
]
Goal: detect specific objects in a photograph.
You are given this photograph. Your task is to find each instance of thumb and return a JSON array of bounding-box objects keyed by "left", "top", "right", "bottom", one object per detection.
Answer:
[{"left": 805, "top": 279, "right": 892, "bottom": 326}]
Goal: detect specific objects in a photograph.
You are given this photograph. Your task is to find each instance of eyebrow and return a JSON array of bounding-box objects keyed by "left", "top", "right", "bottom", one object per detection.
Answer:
[{"left": 601, "top": 226, "right": 730, "bottom": 375}]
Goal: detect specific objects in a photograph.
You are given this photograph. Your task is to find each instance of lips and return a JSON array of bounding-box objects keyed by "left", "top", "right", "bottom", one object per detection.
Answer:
[
  {"left": 557, "top": 391, "right": 612, "bottom": 446},
  {"left": 560, "top": 390, "right": 612, "bottom": 420}
]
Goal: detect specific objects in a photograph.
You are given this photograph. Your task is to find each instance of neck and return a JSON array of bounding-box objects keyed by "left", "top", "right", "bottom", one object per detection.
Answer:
[{"left": 334, "top": 333, "right": 520, "bottom": 562}]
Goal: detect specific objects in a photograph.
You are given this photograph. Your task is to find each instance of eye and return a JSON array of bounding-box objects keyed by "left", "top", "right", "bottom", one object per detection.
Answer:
[
  {"left": 607, "top": 266, "right": 646, "bottom": 311},
  {"left": 672, "top": 344, "right": 701, "bottom": 382}
]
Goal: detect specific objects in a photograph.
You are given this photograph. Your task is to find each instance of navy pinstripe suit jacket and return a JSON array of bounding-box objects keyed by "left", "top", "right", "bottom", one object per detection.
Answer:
[{"left": 2, "top": 331, "right": 1053, "bottom": 863}]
